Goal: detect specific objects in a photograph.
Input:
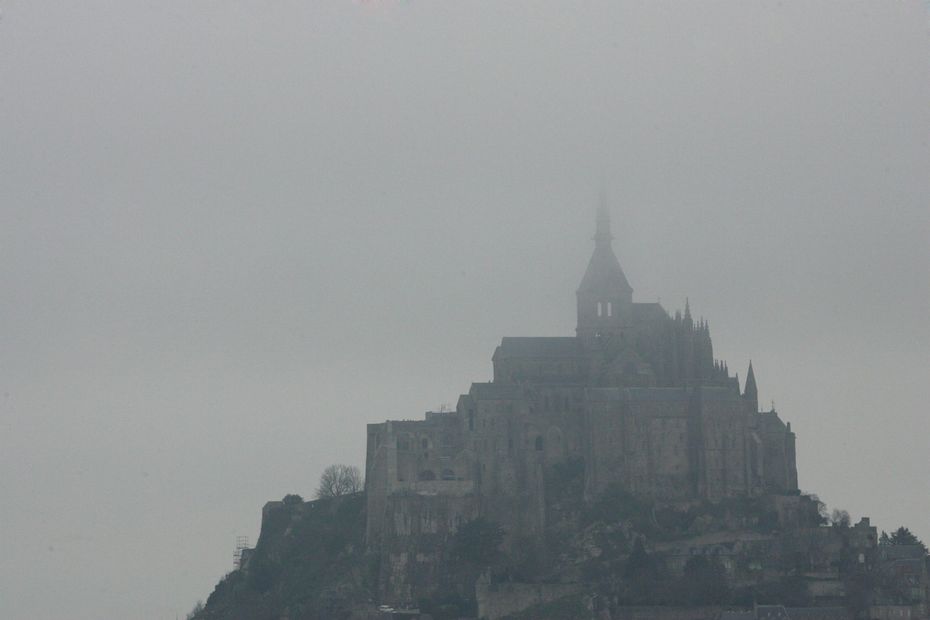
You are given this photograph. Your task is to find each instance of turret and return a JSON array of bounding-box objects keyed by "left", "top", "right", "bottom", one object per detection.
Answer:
[
  {"left": 576, "top": 205, "right": 633, "bottom": 346},
  {"left": 743, "top": 361, "right": 759, "bottom": 412}
]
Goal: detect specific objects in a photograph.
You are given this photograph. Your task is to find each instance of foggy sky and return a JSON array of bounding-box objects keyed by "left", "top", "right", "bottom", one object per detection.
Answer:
[{"left": 1, "top": 2, "right": 928, "bottom": 619}]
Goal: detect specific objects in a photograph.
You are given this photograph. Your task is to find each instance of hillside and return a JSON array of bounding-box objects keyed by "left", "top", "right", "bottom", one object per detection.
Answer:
[{"left": 192, "top": 460, "right": 928, "bottom": 620}]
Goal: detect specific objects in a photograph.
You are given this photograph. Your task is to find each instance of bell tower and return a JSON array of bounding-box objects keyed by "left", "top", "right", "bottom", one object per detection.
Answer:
[{"left": 576, "top": 206, "right": 633, "bottom": 346}]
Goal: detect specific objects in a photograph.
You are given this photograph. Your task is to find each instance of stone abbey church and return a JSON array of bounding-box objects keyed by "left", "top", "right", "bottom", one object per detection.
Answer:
[{"left": 365, "top": 209, "right": 799, "bottom": 595}]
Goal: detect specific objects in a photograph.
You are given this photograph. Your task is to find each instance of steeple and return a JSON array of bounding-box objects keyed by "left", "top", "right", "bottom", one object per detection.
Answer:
[
  {"left": 576, "top": 203, "right": 634, "bottom": 345},
  {"left": 743, "top": 361, "right": 759, "bottom": 412},
  {"left": 594, "top": 202, "right": 613, "bottom": 246}
]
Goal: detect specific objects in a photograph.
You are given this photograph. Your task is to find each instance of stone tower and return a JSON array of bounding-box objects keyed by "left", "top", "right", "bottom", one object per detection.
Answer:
[{"left": 576, "top": 206, "right": 633, "bottom": 346}]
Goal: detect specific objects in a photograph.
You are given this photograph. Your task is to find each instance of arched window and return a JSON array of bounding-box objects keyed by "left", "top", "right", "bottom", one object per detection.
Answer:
[
  {"left": 535, "top": 436, "right": 544, "bottom": 451},
  {"left": 607, "top": 301, "right": 613, "bottom": 317},
  {"left": 597, "top": 302, "right": 603, "bottom": 317},
  {"left": 418, "top": 470, "right": 436, "bottom": 481}
]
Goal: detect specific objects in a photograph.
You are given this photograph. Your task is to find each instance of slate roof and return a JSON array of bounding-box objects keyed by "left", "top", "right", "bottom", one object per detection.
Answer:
[
  {"left": 577, "top": 242, "right": 633, "bottom": 294},
  {"left": 469, "top": 382, "right": 525, "bottom": 400},
  {"left": 493, "top": 337, "right": 583, "bottom": 359},
  {"left": 632, "top": 302, "right": 668, "bottom": 321}
]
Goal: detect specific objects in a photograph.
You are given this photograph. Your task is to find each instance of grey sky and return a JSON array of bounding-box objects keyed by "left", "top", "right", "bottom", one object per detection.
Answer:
[{"left": 1, "top": 2, "right": 928, "bottom": 618}]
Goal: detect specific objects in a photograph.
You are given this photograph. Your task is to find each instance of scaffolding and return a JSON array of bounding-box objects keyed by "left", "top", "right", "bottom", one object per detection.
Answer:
[{"left": 233, "top": 535, "right": 249, "bottom": 569}]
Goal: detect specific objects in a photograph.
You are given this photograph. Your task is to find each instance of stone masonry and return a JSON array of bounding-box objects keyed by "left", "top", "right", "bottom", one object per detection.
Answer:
[{"left": 364, "top": 207, "right": 799, "bottom": 604}]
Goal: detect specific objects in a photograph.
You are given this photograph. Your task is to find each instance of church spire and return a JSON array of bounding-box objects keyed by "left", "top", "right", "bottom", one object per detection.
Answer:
[
  {"left": 594, "top": 202, "right": 613, "bottom": 246},
  {"left": 576, "top": 202, "right": 634, "bottom": 345},
  {"left": 743, "top": 361, "right": 759, "bottom": 412}
]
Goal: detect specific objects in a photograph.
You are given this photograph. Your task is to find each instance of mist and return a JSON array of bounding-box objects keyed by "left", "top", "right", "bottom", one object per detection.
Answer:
[{"left": 1, "top": 2, "right": 928, "bottom": 618}]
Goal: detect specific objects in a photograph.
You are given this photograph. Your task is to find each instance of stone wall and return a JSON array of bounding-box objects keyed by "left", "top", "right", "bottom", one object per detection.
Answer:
[
  {"left": 375, "top": 492, "right": 480, "bottom": 605},
  {"left": 475, "top": 574, "right": 582, "bottom": 620}
]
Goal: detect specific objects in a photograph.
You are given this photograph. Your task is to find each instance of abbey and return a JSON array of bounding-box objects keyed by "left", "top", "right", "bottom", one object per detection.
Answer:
[{"left": 364, "top": 209, "right": 798, "bottom": 599}]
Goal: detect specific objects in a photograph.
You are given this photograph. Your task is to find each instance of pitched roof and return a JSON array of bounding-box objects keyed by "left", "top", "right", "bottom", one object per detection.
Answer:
[
  {"left": 632, "top": 302, "right": 667, "bottom": 321},
  {"left": 577, "top": 243, "right": 633, "bottom": 294},
  {"left": 468, "top": 382, "right": 525, "bottom": 400},
  {"left": 577, "top": 207, "right": 632, "bottom": 294},
  {"left": 494, "top": 337, "right": 583, "bottom": 359}
]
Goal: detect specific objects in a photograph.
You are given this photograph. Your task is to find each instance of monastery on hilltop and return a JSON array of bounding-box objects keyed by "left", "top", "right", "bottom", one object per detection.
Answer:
[
  {"left": 201, "top": 208, "right": 928, "bottom": 620},
  {"left": 364, "top": 208, "right": 799, "bottom": 596}
]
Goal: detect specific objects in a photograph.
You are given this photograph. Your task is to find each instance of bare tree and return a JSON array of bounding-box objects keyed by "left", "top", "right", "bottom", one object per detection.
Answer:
[
  {"left": 316, "top": 464, "right": 363, "bottom": 499},
  {"left": 830, "top": 509, "right": 851, "bottom": 528}
]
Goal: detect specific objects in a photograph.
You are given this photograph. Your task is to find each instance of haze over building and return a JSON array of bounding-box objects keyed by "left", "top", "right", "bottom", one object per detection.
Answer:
[{"left": 365, "top": 210, "right": 799, "bottom": 603}]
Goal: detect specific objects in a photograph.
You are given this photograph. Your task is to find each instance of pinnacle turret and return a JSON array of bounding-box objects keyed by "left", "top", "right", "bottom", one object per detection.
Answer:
[{"left": 743, "top": 361, "right": 759, "bottom": 412}]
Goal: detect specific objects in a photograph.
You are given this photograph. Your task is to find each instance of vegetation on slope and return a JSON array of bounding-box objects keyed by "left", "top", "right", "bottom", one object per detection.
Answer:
[
  {"left": 195, "top": 493, "right": 372, "bottom": 620},
  {"left": 192, "top": 460, "right": 928, "bottom": 619}
]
